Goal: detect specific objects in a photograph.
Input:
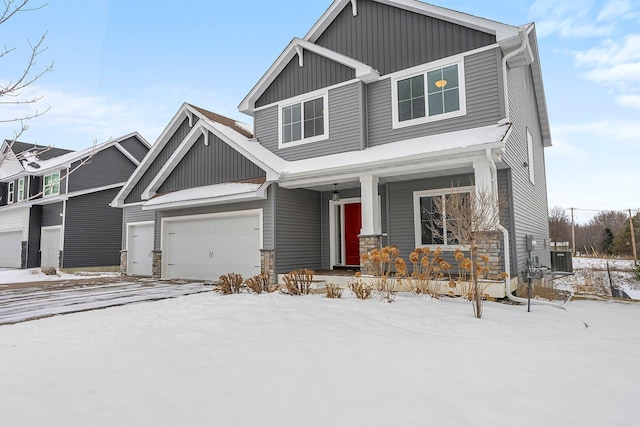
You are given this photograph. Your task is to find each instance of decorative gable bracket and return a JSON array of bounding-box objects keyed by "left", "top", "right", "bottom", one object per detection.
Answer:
[{"left": 350, "top": 0, "right": 357, "bottom": 16}]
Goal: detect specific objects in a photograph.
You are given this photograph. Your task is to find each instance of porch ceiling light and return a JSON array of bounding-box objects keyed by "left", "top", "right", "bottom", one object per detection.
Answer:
[
  {"left": 435, "top": 79, "right": 448, "bottom": 88},
  {"left": 332, "top": 183, "right": 340, "bottom": 202}
]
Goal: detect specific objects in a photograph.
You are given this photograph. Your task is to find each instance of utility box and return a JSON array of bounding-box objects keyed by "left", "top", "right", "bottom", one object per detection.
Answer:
[{"left": 550, "top": 251, "right": 573, "bottom": 272}]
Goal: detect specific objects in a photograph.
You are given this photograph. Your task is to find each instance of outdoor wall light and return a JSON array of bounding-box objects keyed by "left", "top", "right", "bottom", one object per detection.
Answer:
[{"left": 332, "top": 184, "right": 340, "bottom": 202}]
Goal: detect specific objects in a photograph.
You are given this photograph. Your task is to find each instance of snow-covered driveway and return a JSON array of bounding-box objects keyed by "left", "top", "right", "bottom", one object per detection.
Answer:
[{"left": 0, "top": 278, "right": 210, "bottom": 325}]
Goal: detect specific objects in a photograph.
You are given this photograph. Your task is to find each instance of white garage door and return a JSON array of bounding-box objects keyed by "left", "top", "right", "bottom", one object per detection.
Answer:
[
  {"left": 163, "top": 212, "right": 261, "bottom": 281},
  {"left": 127, "top": 222, "right": 154, "bottom": 276},
  {"left": 40, "top": 227, "right": 61, "bottom": 268},
  {"left": 0, "top": 231, "right": 22, "bottom": 268}
]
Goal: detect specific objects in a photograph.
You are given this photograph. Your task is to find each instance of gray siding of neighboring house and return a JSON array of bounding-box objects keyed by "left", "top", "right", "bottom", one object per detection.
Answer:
[
  {"left": 125, "top": 117, "right": 194, "bottom": 204},
  {"left": 63, "top": 188, "right": 123, "bottom": 268},
  {"left": 314, "top": 0, "right": 497, "bottom": 76},
  {"left": 121, "top": 204, "right": 157, "bottom": 249},
  {"left": 68, "top": 146, "right": 136, "bottom": 193},
  {"left": 158, "top": 132, "right": 266, "bottom": 193},
  {"left": 255, "top": 82, "right": 365, "bottom": 161},
  {"left": 118, "top": 136, "right": 149, "bottom": 162},
  {"left": 274, "top": 186, "right": 322, "bottom": 273},
  {"left": 498, "top": 168, "right": 517, "bottom": 276},
  {"left": 42, "top": 202, "right": 63, "bottom": 227},
  {"left": 367, "top": 48, "right": 503, "bottom": 147},
  {"left": 29, "top": 176, "right": 41, "bottom": 199},
  {"left": 256, "top": 50, "right": 356, "bottom": 107},
  {"left": 27, "top": 206, "right": 42, "bottom": 268},
  {"left": 502, "top": 65, "right": 551, "bottom": 278},
  {"left": 155, "top": 185, "right": 275, "bottom": 253},
  {"left": 387, "top": 174, "right": 474, "bottom": 260}
]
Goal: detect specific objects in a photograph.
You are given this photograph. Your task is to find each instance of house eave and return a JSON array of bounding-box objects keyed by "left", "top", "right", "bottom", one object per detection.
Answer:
[{"left": 141, "top": 182, "right": 270, "bottom": 211}]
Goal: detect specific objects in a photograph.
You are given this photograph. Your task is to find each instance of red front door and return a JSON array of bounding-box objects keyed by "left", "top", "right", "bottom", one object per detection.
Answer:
[{"left": 344, "top": 203, "right": 362, "bottom": 266}]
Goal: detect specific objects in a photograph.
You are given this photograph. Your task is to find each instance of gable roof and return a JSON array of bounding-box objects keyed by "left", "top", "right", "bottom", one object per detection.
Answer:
[
  {"left": 112, "top": 103, "right": 280, "bottom": 207},
  {"left": 0, "top": 133, "right": 149, "bottom": 181}
]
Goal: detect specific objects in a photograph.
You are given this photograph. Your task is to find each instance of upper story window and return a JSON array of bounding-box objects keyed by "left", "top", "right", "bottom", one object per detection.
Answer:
[
  {"left": 392, "top": 60, "right": 466, "bottom": 129},
  {"left": 17, "top": 178, "right": 25, "bottom": 202},
  {"left": 44, "top": 172, "right": 60, "bottom": 196},
  {"left": 278, "top": 90, "right": 329, "bottom": 148},
  {"left": 413, "top": 186, "right": 473, "bottom": 249},
  {"left": 7, "top": 181, "right": 14, "bottom": 204}
]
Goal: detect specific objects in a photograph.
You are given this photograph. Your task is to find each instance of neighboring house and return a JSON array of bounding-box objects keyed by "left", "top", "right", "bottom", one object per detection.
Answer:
[
  {"left": 0, "top": 133, "right": 150, "bottom": 270},
  {"left": 113, "top": 0, "right": 552, "bottom": 289}
]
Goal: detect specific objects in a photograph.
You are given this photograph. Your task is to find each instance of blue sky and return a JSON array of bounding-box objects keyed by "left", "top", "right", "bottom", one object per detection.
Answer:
[{"left": 1, "top": 0, "right": 638, "bottom": 222}]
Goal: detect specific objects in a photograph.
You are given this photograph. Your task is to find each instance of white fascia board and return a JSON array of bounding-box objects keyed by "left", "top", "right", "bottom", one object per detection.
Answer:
[
  {"left": 141, "top": 183, "right": 270, "bottom": 211},
  {"left": 113, "top": 142, "right": 141, "bottom": 166},
  {"left": 35, "top": 182, "right": 126, "bottom": 206},
  {"left": 304, "top": 0, "right": 519, "bottom": 44},
  {"left": 140, "top": 124, "right": 204, "bottom": 200},
  {"left": 525, "top": 24, "right": 552, "bottom": 147},
  {"left": 112, "top": 103, "right": 194, "bottom": 208},
  {"left": 239, "top": 38, "right": 379, "bottom": 115}
]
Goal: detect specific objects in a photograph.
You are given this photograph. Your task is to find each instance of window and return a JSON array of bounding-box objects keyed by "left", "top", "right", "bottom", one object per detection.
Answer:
[
  {"left": 17, "top": 178, "right": 25, "bottom": 201},
  {"left": 7, "top": 181, "right": 14, "bottom": 204},
  {"left": 527, "top": 129, "right": 535, "bottom": 184},
  {"left": 279, "top": 92, "right": 328, "bottom": 148},
  {"left": 393, "top": 61, "right": 465, "bottom": 128},
  {"left": 44, "top": 172, "right": 60, "bottom": 196},
  {"left": 413, "top": 187, "right": 473, "bottom": 248}
]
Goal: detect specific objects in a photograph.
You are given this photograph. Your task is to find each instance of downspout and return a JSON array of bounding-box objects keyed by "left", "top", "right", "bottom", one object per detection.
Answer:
[
  {"left": 486, "top": 150, "right": 563, "bottom": 309},
  {"left": 501, "top": 27, "right": 529, "bottom": 123}
]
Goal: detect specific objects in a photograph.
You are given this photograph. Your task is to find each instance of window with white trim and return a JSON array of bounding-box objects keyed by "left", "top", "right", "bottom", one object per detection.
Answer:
[
  {"left": 279, "top": 92, "right": 328, "bottom": 148},
  {"left": 44, "top": 172, "right": 60, "bottom": 196},
  {"left": 413, "top": 187, "right": 473, "bottom": 248},
  {"left": 17, "top": 177, "right": 25, "bottom": 201},
  {"left": 393, "top": 60, "right": 466, "bottom": 128},
  {"left": 7, "top": 181, "right": 14, "bottom": 203},
  {"left": 527, "top": 129, "right": 535, "bottom": 184}
]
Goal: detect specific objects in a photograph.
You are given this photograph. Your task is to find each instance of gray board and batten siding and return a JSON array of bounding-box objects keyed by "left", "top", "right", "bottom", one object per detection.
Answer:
[
  {"left": 118, "top": 136, "right": 150, "bottom": 162},
  {"left": 367, "top": 48, "right": 503, "bottom": 147},
  {"left": 158, "top": 132, "right": 266, "bottom": 194},
  {"left": 27, "top": 207, "right": 42, "bottom": 268},
  {"left": 64, "top": 188, "right": 123, "bottom": 268},
  {"left": 255, "top": 82, "right": 365, "bottom": 161},
  {"left": 125, "top": 117, "right": 195, "bottom": 205},
  {"left": 503, "top": 65, "right": 551, "bottom": 276},
  {"left": 315, "top": 0, "right": 497, "bottom": 76},
  {"left": 68, "top": 146, "right": 137, "bottom": 193}
]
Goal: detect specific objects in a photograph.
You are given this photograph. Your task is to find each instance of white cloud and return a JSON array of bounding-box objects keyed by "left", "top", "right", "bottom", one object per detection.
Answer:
[
  {"left": 597, "top": 0, "right": 637, "bottom": 21},
  {"left": 529, "top": 0, "right": 615, "bottom": 38},
  {"left": 617, "top": 94, "right": 640, "bottom": 108}
]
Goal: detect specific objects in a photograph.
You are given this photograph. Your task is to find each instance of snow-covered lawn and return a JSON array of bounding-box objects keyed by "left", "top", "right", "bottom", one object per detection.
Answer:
[
  {"left": 0, "top": 268, "right": 119, "bottom": 284},
  {"left": 0, "top": 291, "right": 638, "bottom": 427}
]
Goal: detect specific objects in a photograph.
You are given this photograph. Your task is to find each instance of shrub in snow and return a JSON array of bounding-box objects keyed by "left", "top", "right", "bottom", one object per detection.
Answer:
[
  {"left": 215, "top": 273, "right": 244, "bottom": 295},
  {"left": 325, "top": 283, "right": 343, "bottom": 299},
  {"left": 348, "top": 274, "right": 372, "bottom": 300},
  {"left": 282, "top": 269, "right": 314, "bottom": 295},
  {"left": 244, "top": 273, "right": 275, "bottom": 294}
]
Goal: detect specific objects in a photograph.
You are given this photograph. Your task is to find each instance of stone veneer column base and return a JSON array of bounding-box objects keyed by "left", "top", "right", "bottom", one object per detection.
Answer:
[
  {"left": 476, "top": 231, "right": 503, "bottom": 280},
  {"left": 359, "top": 234, "right": 382, "bottom": 275},
  {"left": 120, "top": 250, "right": 128, "bottom": 275},
  {"left": 152, "top": 251, "right": 162, "bottom": 278},
  {"left": 260, "top": 249, "right": 276, "bottom": 285}
]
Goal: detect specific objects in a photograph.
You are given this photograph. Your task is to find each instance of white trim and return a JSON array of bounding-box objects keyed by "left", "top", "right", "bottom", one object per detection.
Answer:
[
  {"left": 277, "top": 90, "right": 330, "bottom": 149},
  {"left": 413, "top": 186, "right": 474, "bottom": 250},
  {"left": 125, "top": 220, "right": 155, "bottom": 251},
  {"left": 113, "top": 142, "right": 141, "bottom": 166},
  {"left": 38, "top": 182, "right": 125, "bottom": 205},
  {"left": 40, "top": 225, "right": 63, "bottom": 268},
  {"left": 7, "top": 181, "right": 14, "bottom": 204},
  {"left": 43, "top": 171, "right": 61, "bottom": 197},
  {"left": 142, "top": 182, "right": 270, "bottom": 211},
  {"left": 160, "top": 208, "right": 264, "bottom": 279},
  {"left": 527, "top": 128, "right": 535, "bottom": 185},
  {"left": 391, "top": 59, "right": 467, "bottom": 130},
  {"left": 329, "top": 197, "right": 361, "bottom": 268},
  {"left": 17, "top": 177, "right": 25, "bottom": 201}
]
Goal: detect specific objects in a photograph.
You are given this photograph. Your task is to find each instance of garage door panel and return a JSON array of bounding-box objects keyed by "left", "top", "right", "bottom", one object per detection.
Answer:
[
  {"left": 128, "top": 223, "right": 154, "bottom": 276},
  {"left": 163, "top": 213, "right": 261, "bottom": 281},
  {"left": 0, "top": 231, "right": 22, "bottom": 268}
]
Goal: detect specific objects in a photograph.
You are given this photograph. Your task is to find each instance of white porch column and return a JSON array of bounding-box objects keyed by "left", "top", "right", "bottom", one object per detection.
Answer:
[
  {"left": 473, "top": 158, "right": 493, "bottom": 198},
  {"left": 359, "top": 175, "right": 381, "bottom": 236}
]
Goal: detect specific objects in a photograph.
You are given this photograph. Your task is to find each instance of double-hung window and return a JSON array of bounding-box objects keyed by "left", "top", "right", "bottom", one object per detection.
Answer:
[
  {"left": 393, "top": 60, "right": 465, "bottom": 128},
  {"left": 44, "top": 172, "right": 60, "bottom": 196},
  {"left": 279, "top": 91, "right": 328, "bottom": 148},
  {"left": 17, "top": 178, "right": 25, "bottom": 201},
  {"left": 7, "top": 181, "right": 14, "bottom": 204},
  {"left": 413, "top": 187, "right": 473, "bottom": 248}
]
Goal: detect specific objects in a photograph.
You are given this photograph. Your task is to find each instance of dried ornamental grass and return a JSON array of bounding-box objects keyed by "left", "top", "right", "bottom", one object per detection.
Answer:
[{"left": 325, "top": 284, "right": 343, "bottom": 299}]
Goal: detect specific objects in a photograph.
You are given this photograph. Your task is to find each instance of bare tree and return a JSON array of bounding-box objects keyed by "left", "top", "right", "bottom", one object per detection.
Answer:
[
  {"left": 430, "top": 186, "right": 507, "bottom": 318},
  {"left": 548, "top": 206, "right": 571, "bottom": 243},
  {"left": 1, "top": 0, "right": 53, "bottom": 163}
]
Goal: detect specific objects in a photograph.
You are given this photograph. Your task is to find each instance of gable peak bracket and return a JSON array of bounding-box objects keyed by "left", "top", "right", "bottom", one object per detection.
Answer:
[
  {"left": 186, "top": 110, "right": 194, "bottom": 127},
  {"left": 351, "top": 0, "right": 357, "bottom": 16},
  {"left": 202, "top": 128, "right": 209, "bottom": 146},
  {"left": 295, "top": 45, "right": 304, "bottom": 67}
]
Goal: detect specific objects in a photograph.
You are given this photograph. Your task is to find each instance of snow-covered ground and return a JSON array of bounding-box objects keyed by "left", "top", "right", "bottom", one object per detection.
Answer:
[
  {"left": 0, "top": 290, "right": 638, "bottom": 426},
  {"left": 0, "top": 267, "right": 119, "bottom": 284},
  {"left": 553, "top": 257, "right": 639, "bottom": 300}
]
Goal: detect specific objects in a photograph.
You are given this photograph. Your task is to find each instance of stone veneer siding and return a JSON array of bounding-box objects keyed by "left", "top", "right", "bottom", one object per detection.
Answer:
[
  {"left": 476, "top": 231, "right": 503, "bottom": 280},
  {"left": 152, "top": 251, "right": 162, "bottom": 278},
  {"left": 260, "top": 249, "right": 276, "bottom": 285},
  {"left": 120, "top": 250, "right": 127, "bottom": 275},
  {"left": 359, "top": 234, "right": 382, "bottom": 275}
]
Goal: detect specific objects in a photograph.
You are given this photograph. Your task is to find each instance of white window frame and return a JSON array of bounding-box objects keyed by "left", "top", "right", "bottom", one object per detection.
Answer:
[
  {"left": 17, "top": 177, "right": 25, "bottom": 201},
  {"left": 7, "top": 181, "right": 15, "bottom": 204},
  {"left": 527, "top": 129, "right": 535, "bottom": 184},
  {"left": 277, "top": 89, "right": 329, "bottom": 149},
  {"left": 391, "top": 58, "right": 466, "bottom": 129},
  {"left": 413, "top": 186, "right": 474, "bottom": 249},
  {"left": 44, "top": 171, "right": 61, "bottom": 197}
]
